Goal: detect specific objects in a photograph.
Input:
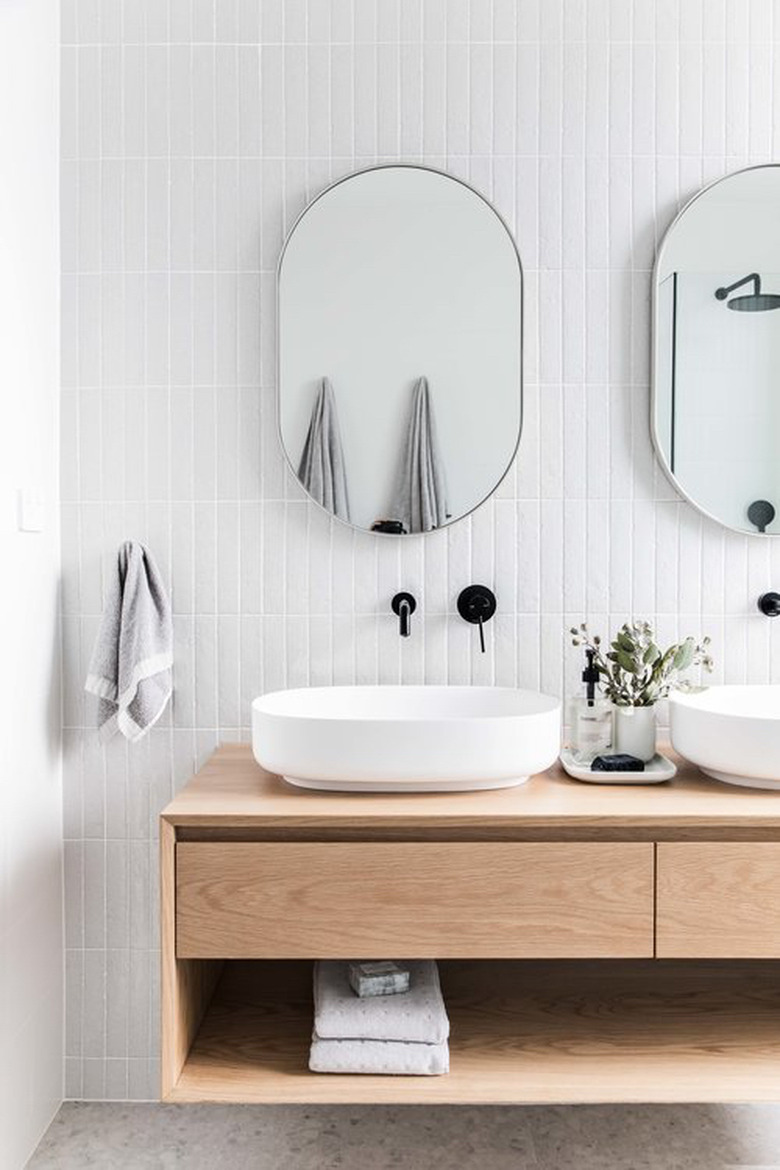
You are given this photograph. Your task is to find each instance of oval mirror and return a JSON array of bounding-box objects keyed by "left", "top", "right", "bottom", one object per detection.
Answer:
[
  {"left": 278, "top": 165, "right": 522, "bottom": 534},
  {"left": 653, "top": 164, "right": 780, "bottom": 535}
]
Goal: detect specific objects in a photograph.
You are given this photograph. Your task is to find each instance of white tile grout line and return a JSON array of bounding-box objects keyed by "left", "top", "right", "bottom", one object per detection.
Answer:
[{"left": 73, "top": 31, "right": 86, "bottom": 1101}]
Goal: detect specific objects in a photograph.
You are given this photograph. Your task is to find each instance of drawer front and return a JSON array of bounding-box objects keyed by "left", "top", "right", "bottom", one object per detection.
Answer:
[
  {"left": 657, "top": 843, "right": 780, "bottom": 958},
  {"left": 176, "top": 841, "right": 654, "bottom": 959}
]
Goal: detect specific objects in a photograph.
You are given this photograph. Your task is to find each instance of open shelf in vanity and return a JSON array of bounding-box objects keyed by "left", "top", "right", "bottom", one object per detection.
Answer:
[
  {"left": 161, "top": 745, "right": 780, "bottom": 1105},
  {"left": 168, "top": 958, "right": 780, "bottom": 1104}
]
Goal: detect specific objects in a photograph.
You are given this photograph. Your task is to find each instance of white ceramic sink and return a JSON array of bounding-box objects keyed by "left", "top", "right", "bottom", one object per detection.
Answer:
[
  {"left": 670, "top": 685, "right": 780, "bottom": 790},
  {"left": 252, "top": 685, "right": 561, "bottom": 792}
]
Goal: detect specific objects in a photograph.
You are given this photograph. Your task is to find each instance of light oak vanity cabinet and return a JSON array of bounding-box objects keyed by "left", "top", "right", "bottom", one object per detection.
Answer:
[
  {"left": 175, "top": 841, "right": 654, "bottom": 959},
  {"left": 161, "top": 746, "right": 780, "bottom": 1104}
]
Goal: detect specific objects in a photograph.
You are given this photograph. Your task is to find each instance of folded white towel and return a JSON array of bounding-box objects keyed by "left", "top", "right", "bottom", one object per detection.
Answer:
[
  {"left": 85, "top": 541, "right": 173, "bottom": 742},
  {"left": 309, "top": 1034, "right": 449, "bottom": 1076},
  {"left": 314, "top": 960, "right": 449, "bottom": 1045}
]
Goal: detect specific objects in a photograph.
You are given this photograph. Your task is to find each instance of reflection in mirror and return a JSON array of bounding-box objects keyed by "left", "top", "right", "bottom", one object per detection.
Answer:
[
  {"left": 653, "top": 165, "right": 780, "bottom": 535},
  {"left": 278, "top": 166, "right": 522, "bottom": 534}
]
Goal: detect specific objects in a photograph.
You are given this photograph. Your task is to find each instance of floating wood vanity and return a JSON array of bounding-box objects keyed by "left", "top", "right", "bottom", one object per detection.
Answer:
[{"left": 161, "top": 745, "right": 780, "bottom": 1104}]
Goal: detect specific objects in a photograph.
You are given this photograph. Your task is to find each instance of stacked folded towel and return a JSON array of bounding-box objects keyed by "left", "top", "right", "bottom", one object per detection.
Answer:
[{"left": 309, "top": 960, "right": 450, "bottom": 1075}]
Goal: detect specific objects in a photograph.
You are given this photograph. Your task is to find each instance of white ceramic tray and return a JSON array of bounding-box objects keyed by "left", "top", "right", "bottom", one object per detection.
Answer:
[{"left": 559, "top": 748, "right": 677, "bottom": 785}]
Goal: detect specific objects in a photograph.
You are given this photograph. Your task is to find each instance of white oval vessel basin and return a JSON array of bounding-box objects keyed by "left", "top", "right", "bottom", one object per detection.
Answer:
[
  {"left": 670, "top": 685, "right": 780, "bottom": 791},
  {"left": 252, "top": 686, "right": 561, "bottom": 792}
]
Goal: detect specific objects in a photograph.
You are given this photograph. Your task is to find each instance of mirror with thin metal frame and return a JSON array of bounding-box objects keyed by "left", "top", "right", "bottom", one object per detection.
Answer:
[
  {"left": 653, "top": 164, "right": 780, "bottom": 535},
  {"left": 277, "top": 165, "right": 523, "bottom": 535}
]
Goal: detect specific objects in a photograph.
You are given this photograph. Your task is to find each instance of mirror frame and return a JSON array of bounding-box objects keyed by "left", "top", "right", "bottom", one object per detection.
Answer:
[
  {"left": 276, "top": 163, "right": 524, "bottom": 535},
  {"left": 651, "top": 163, "right": 780, "bottom": 537}
]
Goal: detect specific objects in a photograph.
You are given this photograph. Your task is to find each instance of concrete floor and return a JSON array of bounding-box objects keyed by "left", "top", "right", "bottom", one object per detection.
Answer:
[{"left": 25, "top": 1102, "right": 780, "bottom": 1169}]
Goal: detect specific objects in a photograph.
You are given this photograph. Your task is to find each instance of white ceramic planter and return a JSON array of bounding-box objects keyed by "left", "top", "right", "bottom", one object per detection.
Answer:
[{"left": 613, "top": 705, "right": 657, "bottom": 762}]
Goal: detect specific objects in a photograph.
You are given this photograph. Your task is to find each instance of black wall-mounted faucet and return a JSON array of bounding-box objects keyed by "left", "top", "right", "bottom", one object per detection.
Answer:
[
  {"left": 758, "top": 592, "right": 780, "bottom": 617},
  {"left": 391, "top": 592, "right": 417, "bottom": 637},
  {"left": 457, "top": 585, "right": 497, "bottom": 652}
]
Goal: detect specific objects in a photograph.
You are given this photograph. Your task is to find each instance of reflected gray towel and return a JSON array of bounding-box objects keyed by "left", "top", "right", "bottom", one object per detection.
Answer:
[
  {"left": 85, "top": 541, "right": 173, "bottom": 742},
  {"left": 314, "top": 960, "right": 449, "bottom": 1044},
  {"left": 309, "top": 1035, "right": 449, "bottom": 1076},
  {"left": 297, "top": 377, "right": 350, "bottom": 521},
  {"left": 389, "top": 376, "right": 449, "bottom": 534}
]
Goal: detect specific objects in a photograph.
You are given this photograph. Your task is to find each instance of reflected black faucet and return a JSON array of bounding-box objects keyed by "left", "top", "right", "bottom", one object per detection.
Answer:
[
  {"left": 391, "top": 592, "right": 417, "bottom": 637},
  {"left": 748, "top": 499, "right": 776, "bottom": 533}
]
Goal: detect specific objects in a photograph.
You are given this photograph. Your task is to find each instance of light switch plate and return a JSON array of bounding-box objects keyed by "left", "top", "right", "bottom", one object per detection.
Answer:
[{"left": 16, "top": 488, "right": 45, "bottom": 533}]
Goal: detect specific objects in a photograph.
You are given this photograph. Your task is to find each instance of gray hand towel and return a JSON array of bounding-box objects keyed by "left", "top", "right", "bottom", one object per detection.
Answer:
[
  {"left": 314, "top": 960, "right": 449, "bottom": 1044},
  {"left": 309, "top": 1035, "right": 449, "bottom": 1076},
  {"left": 85, "top": 541, "right": 173, "bottom": 742},
  {"left": 297, "top": 377, "right": 351, "bottom": 521},
  {"left": 389, "top": 376, "right": 449, "bottom": 534}
]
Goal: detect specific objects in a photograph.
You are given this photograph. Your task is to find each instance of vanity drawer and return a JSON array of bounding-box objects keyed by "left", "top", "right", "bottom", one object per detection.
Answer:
[
  {"left": 656, "top": 843, "right": 780, "bottom": 958},
  {"left": 176, "top": 841, "right": 654, "bottom": 959}
]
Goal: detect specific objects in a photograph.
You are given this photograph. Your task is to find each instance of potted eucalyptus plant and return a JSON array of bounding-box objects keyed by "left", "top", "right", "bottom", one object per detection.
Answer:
[{"left": 570, "top": 622, "right": 714, "bottom": 761}]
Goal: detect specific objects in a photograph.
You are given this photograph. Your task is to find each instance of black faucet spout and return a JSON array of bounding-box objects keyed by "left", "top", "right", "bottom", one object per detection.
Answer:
[{"left": 391, "top": 592, "right": 417, "bottom": 638}]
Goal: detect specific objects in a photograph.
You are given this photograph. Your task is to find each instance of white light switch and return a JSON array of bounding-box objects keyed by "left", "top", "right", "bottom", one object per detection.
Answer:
[{"left": 16, "top": 488, "right": 45, "bottom": 533}]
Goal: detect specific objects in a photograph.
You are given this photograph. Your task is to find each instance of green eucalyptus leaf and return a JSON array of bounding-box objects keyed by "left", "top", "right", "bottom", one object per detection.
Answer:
[
  {"left": 673, "top": 639, "right": 694, "bottom": 671},
  {"left": 616, "top": 651, "right": 637, "bottom": 674},
  {"left": 660, "top": 646, "right": 676, "bottom": 669}
]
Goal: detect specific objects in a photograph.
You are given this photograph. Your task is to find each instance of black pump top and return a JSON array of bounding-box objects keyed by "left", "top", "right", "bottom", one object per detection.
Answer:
[{"left": 582, "top": 649, "right": 599, "bottom": 706}]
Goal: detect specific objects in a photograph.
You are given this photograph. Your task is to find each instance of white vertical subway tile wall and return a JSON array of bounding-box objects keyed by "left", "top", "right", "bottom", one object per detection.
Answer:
[{"left": 60, "top": 0, "right": 780, "bottom": 1100}]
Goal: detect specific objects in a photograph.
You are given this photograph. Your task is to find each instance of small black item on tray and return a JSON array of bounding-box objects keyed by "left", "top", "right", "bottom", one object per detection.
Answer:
[
  {"left": 590, "top": 753, "right": 645, "bottom": 773},
  {"left": 371, "top": 519, "right": 407, "bottom": 534}
]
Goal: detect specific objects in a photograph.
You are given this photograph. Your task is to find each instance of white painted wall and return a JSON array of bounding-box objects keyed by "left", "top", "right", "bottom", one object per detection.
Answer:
[{"left": 0, "top": 0, "right": 62, "bottom": 1164}]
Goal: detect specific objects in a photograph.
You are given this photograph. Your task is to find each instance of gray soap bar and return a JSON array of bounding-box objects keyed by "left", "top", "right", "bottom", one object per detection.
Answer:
[{"left": 348, "top": 961, "right": 411, "bottom": 998}]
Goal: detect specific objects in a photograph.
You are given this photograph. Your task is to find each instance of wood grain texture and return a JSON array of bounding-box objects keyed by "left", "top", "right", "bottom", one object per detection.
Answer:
[
  {"left": 176, "top": 841, "right": 654, "bottom": 959},
  {"left": 160, "top": 744, "right": 780, "bottom": 840},
  {"left": 169, "top": 959, "right": 780, "bottom": 1104},
  {"left": 160, "top": 818, "right": 222, "bottom": 1099},
  {"left": 657, "top": 843, "right": 780, "bottom": 958},
  {"left": 162, "top": 746, "right": 780, "bottom": 1103}
]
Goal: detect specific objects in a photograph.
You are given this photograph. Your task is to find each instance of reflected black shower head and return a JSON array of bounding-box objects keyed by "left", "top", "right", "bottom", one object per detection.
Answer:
[
  {"left": 725, "top": 293, "right": 780, "bottom": 311},
  {"left": 715, "top": 272, "right": 780, "bottom": 311}
]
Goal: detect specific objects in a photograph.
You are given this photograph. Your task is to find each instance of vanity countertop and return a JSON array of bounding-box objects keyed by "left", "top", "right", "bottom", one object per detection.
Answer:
[{"left": 162, "top": 744, "right": 780, "bottom": 839}]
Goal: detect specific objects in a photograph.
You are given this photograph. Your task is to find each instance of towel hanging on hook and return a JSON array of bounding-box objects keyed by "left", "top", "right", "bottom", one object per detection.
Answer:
[
  {"left": 297, "top": 377, "right": 351, "bottom": 521},
  {"left": 85, "top": 541, "right": 173, "bottom": 742},
  {"left": 389, "top": 376, "right": 449, "bottom": 534}
]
